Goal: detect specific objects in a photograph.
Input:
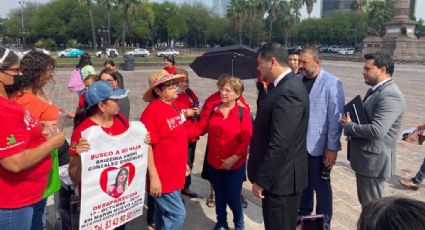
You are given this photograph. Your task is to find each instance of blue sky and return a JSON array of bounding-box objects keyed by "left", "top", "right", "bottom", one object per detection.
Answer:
[{"left": 1, "top": 0, "right": 423, "bottom": 21}]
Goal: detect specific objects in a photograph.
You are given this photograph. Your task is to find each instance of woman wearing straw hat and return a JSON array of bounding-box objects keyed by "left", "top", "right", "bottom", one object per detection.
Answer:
[{"left": 140, "top": 69, "right": 195, "bottom": 230}]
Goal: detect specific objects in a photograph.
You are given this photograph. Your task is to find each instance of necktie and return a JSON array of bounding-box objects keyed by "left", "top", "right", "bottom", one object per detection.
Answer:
[
  {"left": 363, "top": 88, "right": 373, "bottom": 102},
  {"left": 267, "top": 84, "right": 274, "bottom": 93}
]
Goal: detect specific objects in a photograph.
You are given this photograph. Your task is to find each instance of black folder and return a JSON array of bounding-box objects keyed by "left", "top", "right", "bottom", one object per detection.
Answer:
[{"left": 344, "top": 95, "right": 369, "bottom": 124}]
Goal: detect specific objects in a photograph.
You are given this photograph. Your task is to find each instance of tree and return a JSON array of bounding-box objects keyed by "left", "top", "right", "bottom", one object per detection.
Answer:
[
  {"left": 127, "top": 1, "right": 154, "bottom": 47},
  {"left": 79, "top": 0, "right": 98, "bottom": 51},
  {"left": 254, "top": 0, "right": 265, "bottom": 47},
  {"left": 264, "top": 0, "right": 279, "bottom": 41},
  {"left": 277, "top": 0, "right": 303, "bottom": 46},
  {"left": 117, "top": 0, "right": 142, "bottom": 52},
  {"left": 97, "top": 0, "right": 117, "bottom": 47},
  {"left": 227, "top": 0, "right": 247, "bottom": 44},
  {"left": 351, "top": 0, "right": 395, "bottom": 37},
  {"left": 416, "top": 19, "right": 425, "bottom": 38},
  {"left": 179, "top": 2, "right": 209, "bottom": 48},
  {"left": 4, "top": 2, "right": 40, "bottom": 47},
  {"left": 304, "top": 0, "right": 316, "bottom": 19}
]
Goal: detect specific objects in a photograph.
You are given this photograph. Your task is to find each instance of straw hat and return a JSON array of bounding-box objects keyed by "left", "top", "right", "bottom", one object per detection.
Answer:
[{"left": 143, "top": 69, "right": 185, "bottom": 102}]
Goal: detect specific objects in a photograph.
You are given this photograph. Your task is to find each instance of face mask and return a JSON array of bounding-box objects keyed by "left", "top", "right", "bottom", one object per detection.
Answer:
[
  {"left": 176, "top": 86, "right": 186, "bottom": 93},
  {"left": 4, "top": 74, "right": 27, "bottom": 96}
]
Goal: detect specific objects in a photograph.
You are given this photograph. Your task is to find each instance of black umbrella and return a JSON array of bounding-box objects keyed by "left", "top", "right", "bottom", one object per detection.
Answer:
[{"left": 190, "top": 44, "right": 259, "bottom": 80}]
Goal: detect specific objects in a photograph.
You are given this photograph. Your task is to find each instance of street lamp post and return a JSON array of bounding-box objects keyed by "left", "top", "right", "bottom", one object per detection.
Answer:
[
  {"left": 18, "top": 1, "right": 25, "bottom": 49},
  {"left": 165, "top": 8, "right": 170, "bottom": 48}
]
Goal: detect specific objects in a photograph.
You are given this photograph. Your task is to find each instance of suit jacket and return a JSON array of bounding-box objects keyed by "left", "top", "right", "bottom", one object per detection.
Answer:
[
  {"left": 306, "top": 69, "right": 345, "bottom": 156},
  {"left": 345, "top": 79, "right": 405, "bottom": 179},
  {"left": 248, "top": 72, "right": 309, "bottom": 196}
]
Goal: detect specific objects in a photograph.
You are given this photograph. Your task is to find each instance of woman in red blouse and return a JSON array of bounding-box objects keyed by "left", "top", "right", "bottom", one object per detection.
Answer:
[{"left": 193, "top": 76, "right": 252, "bottom": 230}]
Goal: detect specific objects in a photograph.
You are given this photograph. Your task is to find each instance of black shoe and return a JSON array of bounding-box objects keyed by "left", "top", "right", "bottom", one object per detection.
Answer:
[
  {"left": 182, "top": 189, "right": 199, "bottom": 198},
  {"left": 296, "top": 215, "right": 302, "bottom": 226}
]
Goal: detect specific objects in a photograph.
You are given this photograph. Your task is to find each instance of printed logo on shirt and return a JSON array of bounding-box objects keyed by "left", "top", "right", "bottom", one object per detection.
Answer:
[
  {"left": 166, "top": 115, "right": 184, "bottom": 131},
  {"left": 6, "top": 134, "right": 16, "bottom": 145},
  {"left": 23, "top": 110, "right": 39, "bottom": 131},
  {"left": 70, "top": 141, "right": 77, "bottom": 149}
]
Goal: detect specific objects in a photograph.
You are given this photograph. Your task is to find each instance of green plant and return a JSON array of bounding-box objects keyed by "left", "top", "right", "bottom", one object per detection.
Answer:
[
  {"left": 35, "top": 38, "right": 56, "bottom": 49},
  {"left": 66, "top": 39, "right": 82, "bottom": 48}
]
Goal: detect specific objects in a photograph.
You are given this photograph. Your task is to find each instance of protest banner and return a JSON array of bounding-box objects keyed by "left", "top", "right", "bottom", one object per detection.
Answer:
[{"left": 79, "top": 121, "right": 148, "bottom": 230}]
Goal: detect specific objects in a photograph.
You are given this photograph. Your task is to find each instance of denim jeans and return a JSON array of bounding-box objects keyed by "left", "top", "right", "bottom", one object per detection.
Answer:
[
  {"left": 299, "top": 154, "right": 332, "bottom": 230},
  {"left": 413, "top": 157, "right": 425, "bottom": 184},
  {"left": 208, "top": 164, "right": 245, "bottom": 230},
  {"left": 155, "top": 190, "right": 186, "bottom": 230},
  {"left": 0, "top": 198, "right": 47, "bottom": 230}
]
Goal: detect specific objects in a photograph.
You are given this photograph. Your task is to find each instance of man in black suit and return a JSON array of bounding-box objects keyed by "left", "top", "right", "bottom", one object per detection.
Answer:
[{"left": 248, "top": 42, "right": 310, "bottom": 230}]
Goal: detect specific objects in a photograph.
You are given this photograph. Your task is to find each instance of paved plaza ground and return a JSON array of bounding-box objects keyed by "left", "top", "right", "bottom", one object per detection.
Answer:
[{"left": 45, "top": 60, "right": 425, "bottom": 230}]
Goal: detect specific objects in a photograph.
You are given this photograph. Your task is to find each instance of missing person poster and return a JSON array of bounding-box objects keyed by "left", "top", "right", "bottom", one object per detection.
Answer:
[{"left": 79, "top": 121, "right": 148, "bottom": 230}]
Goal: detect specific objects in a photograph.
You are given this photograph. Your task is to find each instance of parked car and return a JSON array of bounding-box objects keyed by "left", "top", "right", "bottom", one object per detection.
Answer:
[
  {"left": 287, "top": 45, "right": 302, "bottom": 54},
  {"left": 58, "top": 48, "right": 85, "bottom": 58},
  {"left": 338, "top": 48, "right": 355, "bottom": 55},
  {"left": 328, "top": 45, "right": 342, "bottom": 53},
  {"left": 125, "top": 48, "right": 150, "bottom": 57},
  {"left": 156, "top": 48, "right": 179, "bottom": 57},
  {"left": 23, "top": 48, "right": 51, "bottom": 55},
  {"left": 95, "top": 48, "right": 119, "bottom": 58}
]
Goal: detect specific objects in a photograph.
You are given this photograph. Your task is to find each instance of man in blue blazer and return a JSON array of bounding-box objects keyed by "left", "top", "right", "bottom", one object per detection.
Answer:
[
  {"left": 341, "top": 53, "right": 405, "bottom": 207},
  {"left": 297, "top": 48, "right": 345, "bottom": 229}
]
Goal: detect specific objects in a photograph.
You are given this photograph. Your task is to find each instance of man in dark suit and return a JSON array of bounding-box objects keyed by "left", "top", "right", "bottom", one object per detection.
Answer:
[
  {"left": 341, "top": 53, "right": 405, "bottom": 207},
  {"left": 248, "top": 42, "right": 310, "bottom": 230}
]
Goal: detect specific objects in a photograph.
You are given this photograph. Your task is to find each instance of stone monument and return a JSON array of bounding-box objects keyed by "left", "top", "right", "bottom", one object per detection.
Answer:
[{"left": 362, "top": 0, "right": 425, "bottom": 62}]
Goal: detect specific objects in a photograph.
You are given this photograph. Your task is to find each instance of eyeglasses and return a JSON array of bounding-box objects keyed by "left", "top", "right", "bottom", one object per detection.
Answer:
[
  {"left": 158, "top": 81, "right": 176, "bottom": 90},
  {"left": 0, "top": 67, "right": 20, "bottom": 76}
]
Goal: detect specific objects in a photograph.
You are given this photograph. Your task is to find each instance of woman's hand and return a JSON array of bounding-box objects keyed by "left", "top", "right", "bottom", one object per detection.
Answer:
[
  {"left": 184, "top": 108, "right": 201, "bottom": 117},
  {"left": 219, "top": 155, "right": 240, "bottom": 170},
  {"left": 76, "top": 138, "right": 90, "bottom": 154},
  {"left": 186, "top": 164, "right": 191, "bottom": 176},
  {"left": 149, "top": 176, "right": 162, "bottom": 197},
  {"left": 50, "top": 132, "right": 66, "bottom": 148},
  {"left": 144, "top": 132, "right": 151, "bottom": 144},
  {"left": 42, "top": 121, "right": 59, "bottom": 139}
]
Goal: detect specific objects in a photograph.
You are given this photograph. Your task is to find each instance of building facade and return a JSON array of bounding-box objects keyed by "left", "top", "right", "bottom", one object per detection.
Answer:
[{"left": 321, "top": 0, "right": 354, "bottom": 17}]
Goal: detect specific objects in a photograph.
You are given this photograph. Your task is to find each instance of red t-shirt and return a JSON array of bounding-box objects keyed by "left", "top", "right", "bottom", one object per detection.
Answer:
[
  {"left": 141, "top": 99, "right": 188, "bottom": 193},
  {"left": 78, "top": 92, "right": 86, "bottom": 108},
  {"left": 164, "top": 66, "right": 176, "bottom": 74},
  {"left": 175, "top": 88, "right": 199, "bottom": 143},
  {"left": 13, "top": 92, "right": 60, "bottom": 121},
  {"left": 192, "top": 103, "right": 252, "bottom": 169},
  {"left": 69, "top": 114, "right": 129, "bottom": 155},
  {"left": 0, "top": 97, "right": 50, "bottom": 208}
]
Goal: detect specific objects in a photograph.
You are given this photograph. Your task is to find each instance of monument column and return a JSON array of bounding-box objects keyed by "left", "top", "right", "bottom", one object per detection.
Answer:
[{"left": 362, "top": 0, "right": 425, "bottom": 62}]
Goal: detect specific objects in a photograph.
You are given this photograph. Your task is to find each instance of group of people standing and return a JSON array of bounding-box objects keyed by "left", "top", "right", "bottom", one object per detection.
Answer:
[{"left": 1, "top": 41, "right": 424, "bottom": 230}]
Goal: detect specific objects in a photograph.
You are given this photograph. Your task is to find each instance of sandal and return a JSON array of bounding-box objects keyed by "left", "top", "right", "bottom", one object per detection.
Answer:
[{"left": 206, "top": 194, "right": 215, "bottom": 208}]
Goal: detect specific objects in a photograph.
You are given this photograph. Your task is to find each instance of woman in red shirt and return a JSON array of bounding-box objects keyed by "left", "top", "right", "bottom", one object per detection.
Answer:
[
  {"left": 193, "top": 76, "right": 252, "bottom": 230},
  {"left": 69, "top": 81, "right": 135, "bottom": 230},
  {"left": 201, "top": 74, "right": 250, "bottom": 209},
  {"left": 163, "top": 56, "right": 176, "bottom": 74},
  {"left": 0, "top": 48, "right": 65, "bottom": 230},
  {"left": 141, "top": 69, "right": 189, "bottom": 230}
]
